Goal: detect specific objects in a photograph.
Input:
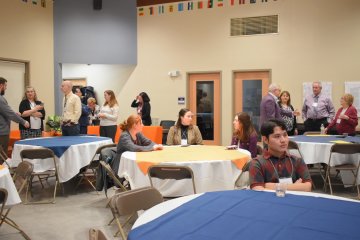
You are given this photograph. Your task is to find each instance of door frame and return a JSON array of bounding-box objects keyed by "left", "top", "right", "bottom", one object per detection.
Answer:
[{"left": 187, "top": 71, "right": 221, "bottom": 145}]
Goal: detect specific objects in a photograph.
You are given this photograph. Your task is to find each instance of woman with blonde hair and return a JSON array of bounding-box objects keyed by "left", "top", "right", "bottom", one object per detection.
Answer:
[
  {"left": 98, "top": 90, "right": 119, "bottom": 142},
  {"left": 19, "top": 86, "right": 45, "bottom": 139},
  {"left": 325, "top": 93, "right": 358, "bottom": 136},
  {"left": 231, "top": 112, "right": 257, "bottom": 158}
]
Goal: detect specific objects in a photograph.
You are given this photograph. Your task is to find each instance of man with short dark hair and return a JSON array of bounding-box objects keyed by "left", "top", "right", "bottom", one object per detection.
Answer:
[
  {"left": 249, "top": 119, "right": 312, "bottom": 192},
  {"left": 0, "top": 77, "right": 30, "bottom": 152}
]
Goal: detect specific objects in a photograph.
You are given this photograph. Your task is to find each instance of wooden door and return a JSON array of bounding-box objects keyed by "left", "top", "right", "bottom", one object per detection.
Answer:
[{"left": 188, "top": 72, "right": 221, "bottom": 145}]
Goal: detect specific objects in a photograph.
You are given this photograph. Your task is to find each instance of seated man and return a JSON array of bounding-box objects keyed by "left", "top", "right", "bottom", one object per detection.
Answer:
[{"left": 249, "top": 119, "right": 312, "bottom": 192}]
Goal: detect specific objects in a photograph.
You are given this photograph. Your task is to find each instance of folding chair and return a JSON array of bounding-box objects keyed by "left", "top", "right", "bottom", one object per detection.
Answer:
[
  {"left": 20, "top": 148, "right": 62, "bottom": 204},
  {"left": 256, "top": 145, "right": 263, "bottom": 156},
  {"left": 234, "top": 159, "right": 252, "bottom": 189},
  {"left": 89, "top": 228, "right": 109, "bottom": 240},
  {"left": 323, "top": 143, "right": 360, "bottom": 198},
  {"left": 12, "top": 161, "right": 34, "bottom": 200},
  {"left": 108, "top": 187, "right": 163, "bottom": 239},
  {"left": 99, "top": 161, "right": 127, "bottom": 196},
  {"left": 160, "top": 120, "right": 175, "bottom": 144},
  {"left": 148, "top": 165, "right": 196, "bottom": 194},
  {"left": 0, "top": 146, "right": 11, "bottom": 169},
  {"left": 0, "top": 188, "right": 31, "bottom": 240},
  {"left": 76, "top": 143, "right": 117, "bottom": 192}
]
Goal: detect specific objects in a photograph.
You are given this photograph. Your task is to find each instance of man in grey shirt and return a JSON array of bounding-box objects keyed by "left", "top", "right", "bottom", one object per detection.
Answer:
[
  {"left": 302, "top": 81, "right": 335, "bottom": 132},
  {"left": 0, "top": 77, "right": 30, "bottom": 152}
]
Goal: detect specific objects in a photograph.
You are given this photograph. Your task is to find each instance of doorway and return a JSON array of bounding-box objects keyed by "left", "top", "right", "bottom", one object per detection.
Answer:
[
  {"left": 188, "top": 72, "right": 221, "bottom": 145},
  {"left": 233, "top": 71, "right": 270, "bottom": 132}
]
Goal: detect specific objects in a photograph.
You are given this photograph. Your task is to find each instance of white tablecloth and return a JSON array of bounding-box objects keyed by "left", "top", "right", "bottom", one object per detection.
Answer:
[
  {"left": 0, "top": 167, "right": 21, "bottom": 206},
  {"left": 10, "top": 136, "right": 113, "bottom": 183},
  {"left": 118, "top": 146, "right": 250, "bottom": 197}
]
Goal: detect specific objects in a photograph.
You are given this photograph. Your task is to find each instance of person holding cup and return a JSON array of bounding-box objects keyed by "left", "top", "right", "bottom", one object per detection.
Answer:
[
  {"left": 19, "top": 86, "right": 46, "bottom": 139},
  {"left": 249, "top": 119, "right": 312, "bottom": 192},
  {"left": 166, "top": 108, "right": 203, "bottom": 146}
]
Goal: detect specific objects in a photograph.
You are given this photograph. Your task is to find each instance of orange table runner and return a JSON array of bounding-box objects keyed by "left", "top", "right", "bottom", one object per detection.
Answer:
[{"left": 135, "top": 146, "right": 250, "bottom": 175}]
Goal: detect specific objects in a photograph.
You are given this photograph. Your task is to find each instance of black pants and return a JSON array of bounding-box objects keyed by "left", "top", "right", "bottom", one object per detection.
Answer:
[
  {"left": 304, "top": 118, "right": 328, "bottom": 132},
  {"left": 100, "top": 125, "right": 117, "bottom": 143},
  {"left": 61, "top": 124, "right": 80, "bottom": 136}
]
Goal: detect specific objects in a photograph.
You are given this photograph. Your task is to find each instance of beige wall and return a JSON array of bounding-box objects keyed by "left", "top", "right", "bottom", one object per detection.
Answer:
[
  {"left": 0, "top": 0, "right": 54, "bottom": 117},
  {"left": 118, "top": 0, "right": 360, "bottom": 144}
]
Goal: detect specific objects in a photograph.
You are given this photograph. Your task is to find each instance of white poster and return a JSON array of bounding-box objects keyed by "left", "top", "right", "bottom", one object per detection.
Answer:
[
  {"left": 345, "top": 82, "right": 360, "bottom": 117},
  {"left": 302, "top": 82, "right": 332, "bottom": 103}
]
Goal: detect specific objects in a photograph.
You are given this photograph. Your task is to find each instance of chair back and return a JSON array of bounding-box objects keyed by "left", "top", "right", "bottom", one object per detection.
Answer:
[
  {"left": 234, "top": 159, "right": 252, "bottom": 189},
  {"left": 287, "top": 140, "right": 304, "bottom": 159},
  {"left": 303, "top": 131, "right": 321, "bottom": 136},
  {"left": 0, "top": 146, "right": 8, "bottom": 165},
  {"left": 95, "top": 144, "right": 117, "bottom": 155},
  {"left": 256, "top": 145, "right": 263, "bottom": 156},
  {"left": 99, "top": 161, "right": 127, "bottom": 191},
  {"left": 114, "top": 187, "right": 163, "bottom": 216},
  {"left": 148, "top": 165, "right": 196, "bottom": 193},
  {"left": 160, "top": 120, "right": 176, "bottom": 130},
  {"left": 20, "top": 148, "right": 55, "bottom": 160},
  {"left": 13, "top": 161, "right": 34, "bottom": 194},
  {"left": 330, "top": 143, "right": 360, "bottom": 155},
  {"left": 142, "top": 126, "right": 163, "bottom": 144},
  {"left": 114, "top": 126, "right": 122, "bottom": 144},
  {"left": 88, "top": 126, "right": 100, "bottom": 136}
]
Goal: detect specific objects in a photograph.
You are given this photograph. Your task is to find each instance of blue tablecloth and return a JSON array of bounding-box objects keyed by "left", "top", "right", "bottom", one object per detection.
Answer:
[
  {"left": 291, "top": 135, "right": 360, "bottom": 144},
  {"left": 129, "top": 190, "right": 360, "bottom": 240},
  {"left": 15, "top": 136, "right": 111, "bottom": 158}
]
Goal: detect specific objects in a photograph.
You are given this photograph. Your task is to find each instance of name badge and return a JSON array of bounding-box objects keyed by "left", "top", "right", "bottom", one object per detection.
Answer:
[
  {"left": 181, "top": 139, "right": 187, "bottom": 146},
  {"left": 279, "top": 178, "right": 293, "bottom": 184},
  {"left": 312, "top": 102, "right": 318, "bottom": 107},
  {"left": 336, "top": 118, "right": 341, "bottom": 124}
]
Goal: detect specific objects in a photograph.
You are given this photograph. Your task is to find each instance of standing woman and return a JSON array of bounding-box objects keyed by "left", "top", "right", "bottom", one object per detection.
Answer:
[
  {"left": 278, "top": 91, "right": 299, "bottom": 136},
  {"left": 19, "top": 86, "right": 46, "bottom": 139},
  {"left": 98, "top": 90, "right": 119, "bottom": 142},
  {"left": 325, "top": 94, "right": 358, "bottom": 136},
  {"left": 131, "top": 92, "right": 152, "bottom": 126},
  {"left": 231, "top": 112, "right": 257, "bottom": 158},
  {"left": 166, "top": 108, "right": 203, "bottom": 145}
]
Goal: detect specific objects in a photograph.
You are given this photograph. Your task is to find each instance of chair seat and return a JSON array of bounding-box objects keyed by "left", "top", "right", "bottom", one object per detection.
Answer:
[{"left": 332, "top": 164, "right": 357, "bottom": 170}]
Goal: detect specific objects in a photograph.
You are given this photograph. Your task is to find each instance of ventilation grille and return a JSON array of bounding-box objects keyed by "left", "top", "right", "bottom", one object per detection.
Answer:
[{"left": 231, "top": 15, "right": 278, "bottom": 36}]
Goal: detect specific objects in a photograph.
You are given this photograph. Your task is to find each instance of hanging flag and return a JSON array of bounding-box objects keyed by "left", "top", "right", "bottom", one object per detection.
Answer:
[
  {"left": 41, "top": 0, "right": 46, "bottom": 8},
  {"left": 158, "top": 5, "right": 164, "bottom": 14},
  {"left": 138, "top": 8, "right": 144, "bottom": 16},
  {"left": 250, "top": 0, "right": 256, "bottom": 3},
  {"left": 169, "top": 5, "right": 174, "bottom": 13},
  {"left": 22, "top": 0, "right": 28, "bottom": 2},
  {"left": 32, "top": 0, "right": 37, "bottom": 5},
  {"left": 230, "top": 0, "right": 235, "bottom": 6},
  {"left": 198, "top": 1, "right": 203, "bottom": 9},
  {"left": 239, "top": 0, "right": 245, "bottom": 4},
  {"left": 178, "top": 3, "right": 184, "bottom": 11},
  {"left": 217, "top": 0, "right": 223, "bottom": 7},
  {"left": 149, "top": 6, "right": 154, "bottom": 15},
  {"left": 188, "top": 2, "right": 194, "bottom": 10},
  {"left": 208, "top": 0, "right": 213, "bottom": 8},
  {"left": 262, "top": 0, "right": 268, "bottom": 2}
]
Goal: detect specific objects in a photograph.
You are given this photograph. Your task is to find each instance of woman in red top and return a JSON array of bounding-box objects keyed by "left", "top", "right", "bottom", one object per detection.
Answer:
[{"left": 325, "top": 94, "right": 358, "bottom": 136}]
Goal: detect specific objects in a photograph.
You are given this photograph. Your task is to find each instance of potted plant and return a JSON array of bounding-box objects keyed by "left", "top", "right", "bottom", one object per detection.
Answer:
[{"left": 45, "top": 115, "right": 62, "bottom": 136}]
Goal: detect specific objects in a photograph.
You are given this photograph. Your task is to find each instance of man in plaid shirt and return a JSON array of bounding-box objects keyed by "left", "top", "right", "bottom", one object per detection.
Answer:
[{"left": 249, "top": 119, "right": 312, "bottom": 192}]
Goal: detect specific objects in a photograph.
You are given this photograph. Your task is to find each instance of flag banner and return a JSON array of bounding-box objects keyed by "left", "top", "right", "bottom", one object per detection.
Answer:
[
  {"left": 208, "top": 0, "right": 213, "bottom": 8},
  {"left": 32, "top": 0, "right": 37, "bottom": 5},
  {"left": 188, "top": 2, "right": 194, "bottom": 10},
  {"left": 198, "top": 1, "right": 203, "bottom": 9},
  {"left": 22, "top": 0, "right": 28, "bottom": 2},
  {"left": 250, "top": 0, "right": 256, "bottom": 3},
  {"left": 41, "top": 0, "right": 46, "bottom": 7},
  {"left": 138, "top": 7, "right": 144, "bottom": 16},
  {"left": 158, "top": 5, "right": 164, "bottom": 14},
  {"left": 217, "top": 0, "right": 223, "bottom": 7},
  {"left": 169, "top": 5, "right": 174, "bottom": 12},
  {"left": 149, "top": 6, "right": 154, "bottom": 15},
  {"left": 230, "top": 0, "right": 235, "bottom": 6},
  {"left": 178, "top": 3, "right": 184, "bottom": 11},
  {"left": 239, "top": 0, "right": 245, "bottom": 4}
]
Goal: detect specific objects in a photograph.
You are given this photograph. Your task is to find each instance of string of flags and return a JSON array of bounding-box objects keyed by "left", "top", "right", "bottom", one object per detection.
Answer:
[
  {"left": 138, "top": 0, "right": 277, "bottom": 17},
  {"left": 21, "top": 0, "right": 47, "bottom": 8}
]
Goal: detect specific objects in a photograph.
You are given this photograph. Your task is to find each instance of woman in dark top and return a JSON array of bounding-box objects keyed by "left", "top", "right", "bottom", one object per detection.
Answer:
[
  {"left": 231, "top": 112, "right": 257, "bottom": 158},
  {"left": 278, "top": 91, "right": 299, "bottom": 136},
  {"left": 131, "top": 92, "right": 152, "bottom": 126},
  {"left": 19, "top": 86, "right": 45, "bottom": 139}
]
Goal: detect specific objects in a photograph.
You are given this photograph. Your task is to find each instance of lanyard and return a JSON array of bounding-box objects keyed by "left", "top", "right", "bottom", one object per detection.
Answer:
[{"left": 268, "top": 157, "right": 294, "bottom": 181}]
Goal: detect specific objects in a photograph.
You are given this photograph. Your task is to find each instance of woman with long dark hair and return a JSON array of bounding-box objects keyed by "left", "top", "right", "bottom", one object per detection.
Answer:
[
  {"left": 231, "top": 112, "right": 257, "bottom": 158},
  {"left": 131, "top": 92, "right": 152, "bottom": 126}
]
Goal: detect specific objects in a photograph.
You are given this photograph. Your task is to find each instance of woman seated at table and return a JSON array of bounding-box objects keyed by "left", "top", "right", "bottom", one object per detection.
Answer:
[
  {"left": 166, "top": 108, "right": 203, "bottom": 145},
  {"left": 109, "top": 114, "right": 163, "bottom": 173},
  {"left": 231, "top": 112, "right": 258, "bottom": 158},
  {"left": 325, "top": 93, "right": 358, "bottom": 136}
]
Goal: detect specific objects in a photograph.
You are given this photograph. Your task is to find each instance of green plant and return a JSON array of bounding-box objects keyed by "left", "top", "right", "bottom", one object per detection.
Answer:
[{"left": 46, "top": 115, "right": 62, "bottom": 133}]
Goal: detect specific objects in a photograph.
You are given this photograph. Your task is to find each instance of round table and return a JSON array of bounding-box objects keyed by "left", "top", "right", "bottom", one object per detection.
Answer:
[{"left": 0, "top": 166, "right": 21, "bottom": 206}]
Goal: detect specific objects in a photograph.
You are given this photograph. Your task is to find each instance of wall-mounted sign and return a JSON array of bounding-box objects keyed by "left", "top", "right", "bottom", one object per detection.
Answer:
[{"left": 178, "top": 97, "right": 185, "bottom": 105}]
